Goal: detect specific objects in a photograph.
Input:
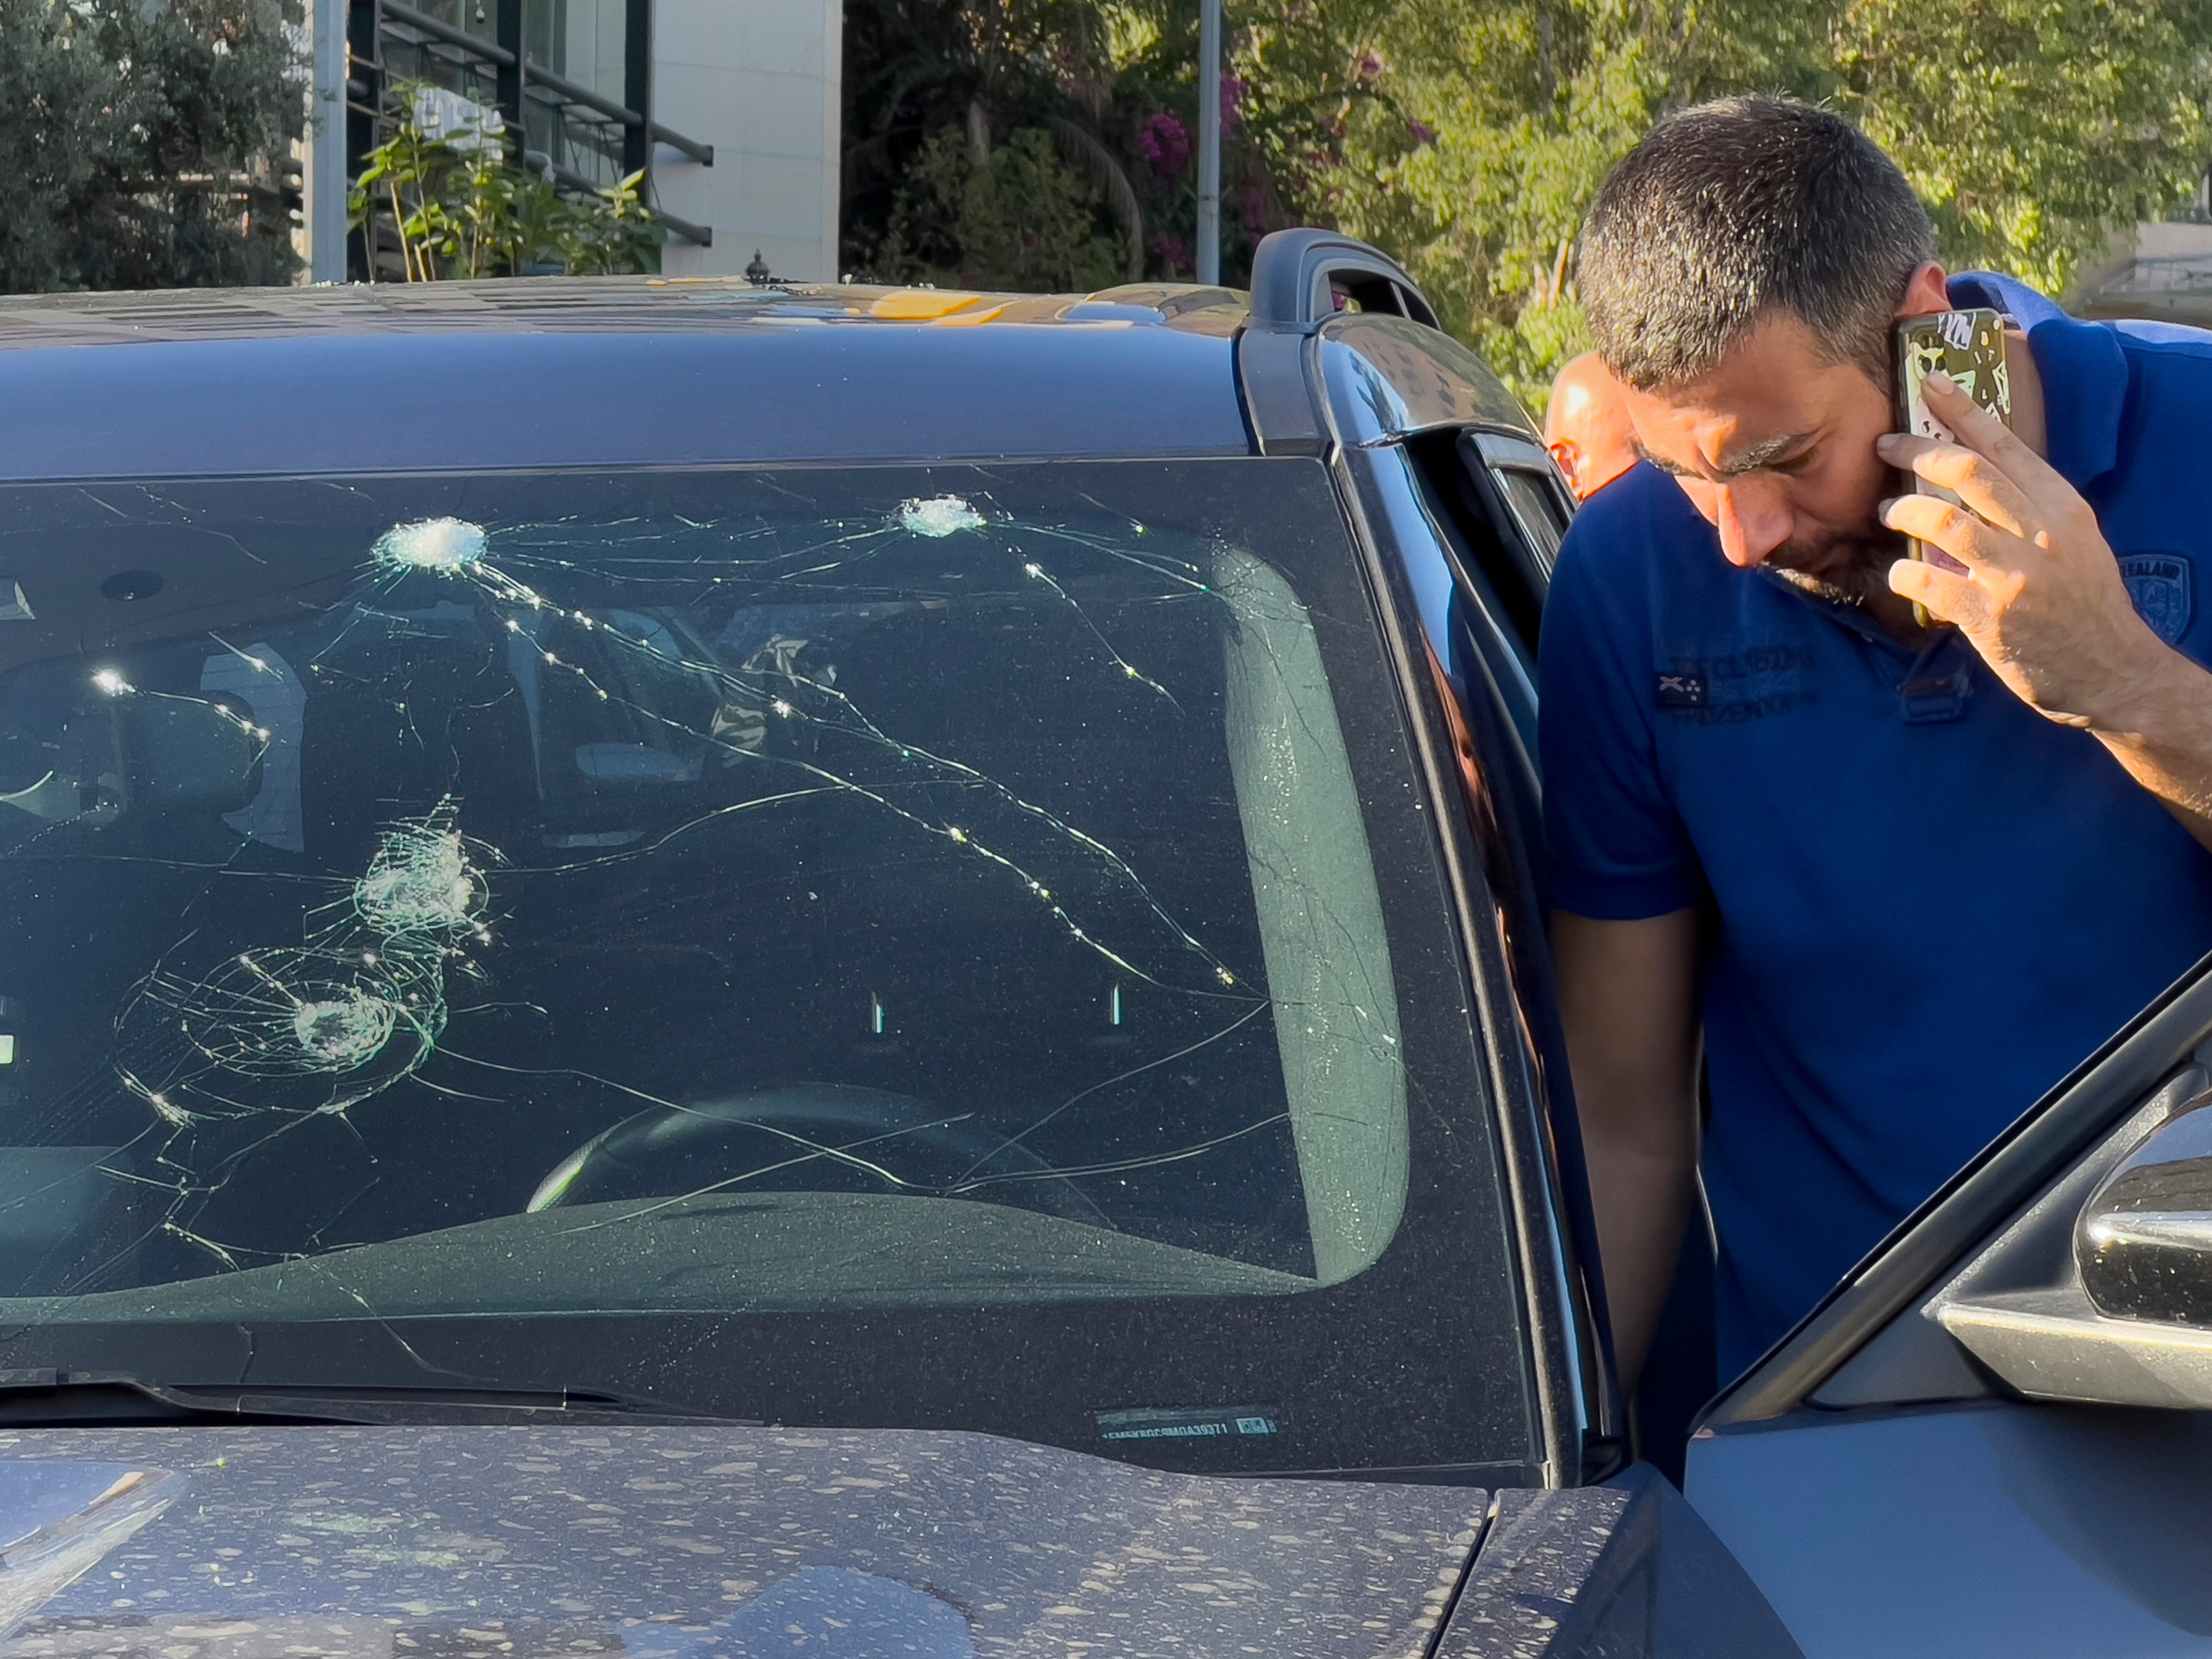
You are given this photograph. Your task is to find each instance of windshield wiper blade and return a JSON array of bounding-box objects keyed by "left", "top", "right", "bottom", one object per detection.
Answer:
[{"left": 0, "top": 1371, "right": 757, "bottom": 1427}]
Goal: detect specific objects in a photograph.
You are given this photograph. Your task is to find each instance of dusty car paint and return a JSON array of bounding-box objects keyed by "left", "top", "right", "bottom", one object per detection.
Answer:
[{"left": 0, "top": 1427, "right": 1485, "bottom": 1659}]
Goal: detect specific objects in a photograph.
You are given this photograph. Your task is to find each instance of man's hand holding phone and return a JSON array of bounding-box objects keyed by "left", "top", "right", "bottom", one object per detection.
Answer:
[{"left": 1877, "top": 376, "right": 2180, "bottom": 736}]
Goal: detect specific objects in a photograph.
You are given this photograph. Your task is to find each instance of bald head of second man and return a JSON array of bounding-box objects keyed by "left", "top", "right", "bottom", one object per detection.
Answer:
[{"left": 1544, "top": 351, "right": 1639, "bottom": 500}]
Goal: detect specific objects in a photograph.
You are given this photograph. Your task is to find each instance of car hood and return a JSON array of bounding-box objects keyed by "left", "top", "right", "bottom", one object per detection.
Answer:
[{"left": 0, "top": 1426, "right": 1486, "bottom": 1659}]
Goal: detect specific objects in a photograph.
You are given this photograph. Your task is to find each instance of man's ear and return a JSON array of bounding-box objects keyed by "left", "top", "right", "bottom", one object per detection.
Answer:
[{"left": 1895, "top": 261, "right": 1951, "bottom": 318}]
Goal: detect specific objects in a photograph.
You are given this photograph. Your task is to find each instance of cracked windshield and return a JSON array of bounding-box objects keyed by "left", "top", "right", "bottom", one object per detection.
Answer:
[{"left": 0, "top": 462, "right": 1416, "bottom": 1334}]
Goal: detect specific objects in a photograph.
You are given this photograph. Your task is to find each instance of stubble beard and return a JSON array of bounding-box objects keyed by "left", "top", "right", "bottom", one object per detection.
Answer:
[{"left": 1762, "top": 523, "right": 1908, "bottom": 609}]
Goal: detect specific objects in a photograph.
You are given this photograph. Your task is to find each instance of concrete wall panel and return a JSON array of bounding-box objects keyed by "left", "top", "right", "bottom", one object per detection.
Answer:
[{"left": 654, "top": 0, "right": 842, "bottom": 281}]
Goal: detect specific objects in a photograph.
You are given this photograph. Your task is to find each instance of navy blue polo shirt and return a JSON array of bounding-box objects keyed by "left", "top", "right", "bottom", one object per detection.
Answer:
[{"left": 1539, "top": 273, "right": 2212, "bottom": 1377}]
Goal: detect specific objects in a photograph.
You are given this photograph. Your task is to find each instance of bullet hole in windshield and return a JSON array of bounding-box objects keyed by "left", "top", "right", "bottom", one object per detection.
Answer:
[
  {"left": 896, "top": 495, "right": 987, "bottom": 538},
  {"left": 373, "top": 516, "right": 488, "bottom": 574}
]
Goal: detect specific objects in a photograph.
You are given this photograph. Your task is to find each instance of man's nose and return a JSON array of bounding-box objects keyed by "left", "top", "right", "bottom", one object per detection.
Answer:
[{"left": 1716, "top": 482, "right": 1792, "bottom": 568}]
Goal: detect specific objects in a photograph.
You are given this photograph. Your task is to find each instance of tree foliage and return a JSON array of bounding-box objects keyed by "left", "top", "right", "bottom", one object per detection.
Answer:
[
  {"left": 1242, "top": 0, "right": 2212, "bottom": 400},
  {"left": 0, "top": 0, "right": 304, "bottom": 292},
  {"left": 1832, "top": 0, "right": 2212, "bottom": 290},
  {"left": 842, "top": 0, "right": 1288, "bottom": 287},
  {"left": 870, "top": 126, "right": 1131, "bottom": 290},
  {"left": 845, "top": 0, "right": 2212, "bottom": 405}
]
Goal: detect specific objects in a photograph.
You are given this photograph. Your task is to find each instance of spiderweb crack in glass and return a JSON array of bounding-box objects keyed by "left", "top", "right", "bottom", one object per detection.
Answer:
[
  {"left": 93, "top": 799, "right": 497, "bottom": 1273},
  {"left": 373, "top": 517, "right": 488, "bottom": 573},
  {"left": 896, "top": 495, "right": 986, "bottom": 538},
  {"left": 291, "top": 993, "right": 399, "bottom": 1072},
  {"left": 338, "top": 509, "right": 1235, "bottom": 991},
  {"left": 353, "top": 815, "right": 487, "bottom": 940},
  {"left": 119, "top": 802, "right": 487, "bottom": 1126}
]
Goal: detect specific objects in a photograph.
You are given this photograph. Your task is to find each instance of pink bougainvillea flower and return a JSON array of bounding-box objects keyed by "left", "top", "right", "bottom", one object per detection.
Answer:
[{"left": 1137, "top": 111, "right": 1191, "bottom": 180}]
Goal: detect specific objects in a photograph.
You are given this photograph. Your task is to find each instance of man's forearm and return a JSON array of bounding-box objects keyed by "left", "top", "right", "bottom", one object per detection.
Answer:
[
  {"left": 1551, "top": 907, "right": 1702, "bottom": 1395},
  {"left": 1581, "top": 1107, "right": 1700, "bottom": 1393},
  {"left": 2091, "top": 645, "right": 2212, "bottom": 854}
]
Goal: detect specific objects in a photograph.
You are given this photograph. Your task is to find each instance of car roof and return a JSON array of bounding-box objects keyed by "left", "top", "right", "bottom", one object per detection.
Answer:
[
  {"left": 0, "top": 277, "right": 1254, "bottom": 347},
  {"left": 0, "top": 279, "right": 1257, "bottom": 481}
]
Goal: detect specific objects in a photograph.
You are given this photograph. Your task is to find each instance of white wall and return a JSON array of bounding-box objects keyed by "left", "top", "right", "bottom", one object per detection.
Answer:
[{"left": 652, "top": 0, "right": 843, "bottom": 282}]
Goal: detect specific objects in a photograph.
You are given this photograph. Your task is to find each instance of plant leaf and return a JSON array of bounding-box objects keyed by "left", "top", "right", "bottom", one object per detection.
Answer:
[{"left": 1048, "top": 115, "right": 1142, "bottom": 283}]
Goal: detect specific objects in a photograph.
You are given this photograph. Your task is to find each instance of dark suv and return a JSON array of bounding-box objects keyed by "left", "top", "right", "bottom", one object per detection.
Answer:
[{"left": 1, "top": 232, "right": 2209, "bottom": 1659}]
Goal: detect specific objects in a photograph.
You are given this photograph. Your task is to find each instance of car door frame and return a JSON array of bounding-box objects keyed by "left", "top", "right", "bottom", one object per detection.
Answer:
[
  {"left": 1680, "top": 944, "right": 2212, "bottom": 1655},
  {"left": 1240, "top": 288, "right": 1619, "bottom": 1488}
]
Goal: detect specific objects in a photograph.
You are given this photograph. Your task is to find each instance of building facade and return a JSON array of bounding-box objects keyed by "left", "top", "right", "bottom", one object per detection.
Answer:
[
  {"left": 318, "top": 0, "right": 840, "bottom": 282},
  {"left": 2070, "top": 218, "right": 2212, "bottom": 330}
]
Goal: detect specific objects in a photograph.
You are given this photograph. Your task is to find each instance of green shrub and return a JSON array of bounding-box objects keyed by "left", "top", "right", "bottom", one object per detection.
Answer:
[{"left": 350, "top": 83, "right": 665, "bottom": 280}]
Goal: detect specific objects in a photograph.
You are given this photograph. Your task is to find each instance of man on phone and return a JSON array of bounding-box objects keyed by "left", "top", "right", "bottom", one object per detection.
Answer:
[{"left": 1543, "top": 95, "right": 2212, "bottom": 1388}]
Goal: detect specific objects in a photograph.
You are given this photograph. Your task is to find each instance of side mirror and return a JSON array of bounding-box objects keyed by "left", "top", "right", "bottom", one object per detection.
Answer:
[
  {"left": 1929, "top": 1073, "right": 2212, "bottom": 1411},
  {"left": 2078, "top": 1100, "right": 2212, "bottom": 1325}
]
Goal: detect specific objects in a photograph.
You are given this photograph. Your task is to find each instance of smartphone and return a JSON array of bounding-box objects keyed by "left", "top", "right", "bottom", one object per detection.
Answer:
[{"left": 1893, "top": 308, "right": 2012, "bottom": 626}]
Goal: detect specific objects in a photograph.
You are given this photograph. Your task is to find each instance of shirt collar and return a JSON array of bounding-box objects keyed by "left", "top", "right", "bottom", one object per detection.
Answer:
[{"left": 1945, "top": 270, "right": 2128, "bottom": 490}]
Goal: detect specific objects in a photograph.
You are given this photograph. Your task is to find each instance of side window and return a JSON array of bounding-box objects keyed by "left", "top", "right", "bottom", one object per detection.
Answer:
[
  {"left": 1403, "top": 427, "right": 1577, "bottom": 704},
  {"left": 1403, "top": 428, "right": 1574, "bottom": 680},
  {"left": 1466, "top": 432, "right": 1573, "bottom": 584},
  {"left": 1396, "top": 425, "right": 1573, "bottom": 900}
]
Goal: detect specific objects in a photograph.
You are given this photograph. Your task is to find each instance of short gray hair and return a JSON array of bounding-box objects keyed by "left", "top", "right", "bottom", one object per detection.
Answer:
[{"left": 1577, "top": 97, "right": 1938, "bottom": 391}]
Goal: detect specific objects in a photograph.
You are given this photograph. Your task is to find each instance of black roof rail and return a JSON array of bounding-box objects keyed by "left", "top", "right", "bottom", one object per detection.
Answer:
[
  {"left": 1237, "top": 229, "right": 1442, "bottom": 456},
  {"left": 1246, "top": 228, "right": 1440, "bottom": 334}
]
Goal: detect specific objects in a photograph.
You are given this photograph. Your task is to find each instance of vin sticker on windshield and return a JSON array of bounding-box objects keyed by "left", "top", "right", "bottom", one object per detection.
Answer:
[{"left": 1096, "top": 1405, "right": 1280, "bottom": 1442}]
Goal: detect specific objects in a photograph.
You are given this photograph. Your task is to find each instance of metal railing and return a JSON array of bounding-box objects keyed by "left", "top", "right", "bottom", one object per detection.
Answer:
[
  {"left": 362, "top": 0, "right": 713, "bottom": 252},
  {"left": 2089, "top": 252, "right": 2212, "bottom": 294},
  {"left": 535, "top": 156, "right": 712, "bottom": 249}
]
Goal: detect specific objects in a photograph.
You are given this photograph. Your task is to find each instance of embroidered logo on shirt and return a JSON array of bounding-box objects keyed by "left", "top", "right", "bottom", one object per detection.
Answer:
[
  {"left": 1653, "top": 646, "right": 1817, "bottom": 723},
  {"left": 1899, "top": 668, "right": 1972, "bottom": 724},
  {"left": 2118, "top": 553, "right": 2193, "bottom": 645}
]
